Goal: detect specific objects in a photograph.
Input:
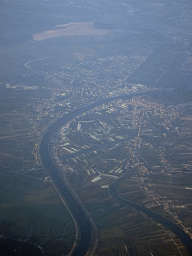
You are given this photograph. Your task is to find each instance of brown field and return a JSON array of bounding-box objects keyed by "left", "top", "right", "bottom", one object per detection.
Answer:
[{"left": 33, "top": 22, "right": 110, "bottom": 41}]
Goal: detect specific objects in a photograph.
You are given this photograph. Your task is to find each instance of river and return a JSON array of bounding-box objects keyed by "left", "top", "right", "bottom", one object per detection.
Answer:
[
  {"left": 39, "top": 90, "right": 192, "bottom": 255},
  {"left": 109, "top": 178, "right": 192, "bottom": 255}
]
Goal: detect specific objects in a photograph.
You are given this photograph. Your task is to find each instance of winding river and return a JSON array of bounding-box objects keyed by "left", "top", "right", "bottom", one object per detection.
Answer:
[{"left": 39, "top": 90, "right": 192, "bottom": 255}]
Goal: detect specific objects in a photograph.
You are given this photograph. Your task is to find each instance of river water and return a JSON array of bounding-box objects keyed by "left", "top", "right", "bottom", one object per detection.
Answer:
[{"left": 39, "top": 90, "right": 192, "bottom": 255}]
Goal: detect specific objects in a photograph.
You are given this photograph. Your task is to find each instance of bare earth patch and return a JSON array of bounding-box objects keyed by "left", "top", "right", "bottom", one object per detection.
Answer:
[{"left": 33, "top": 21, "right": 110, "bottom": 41}]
